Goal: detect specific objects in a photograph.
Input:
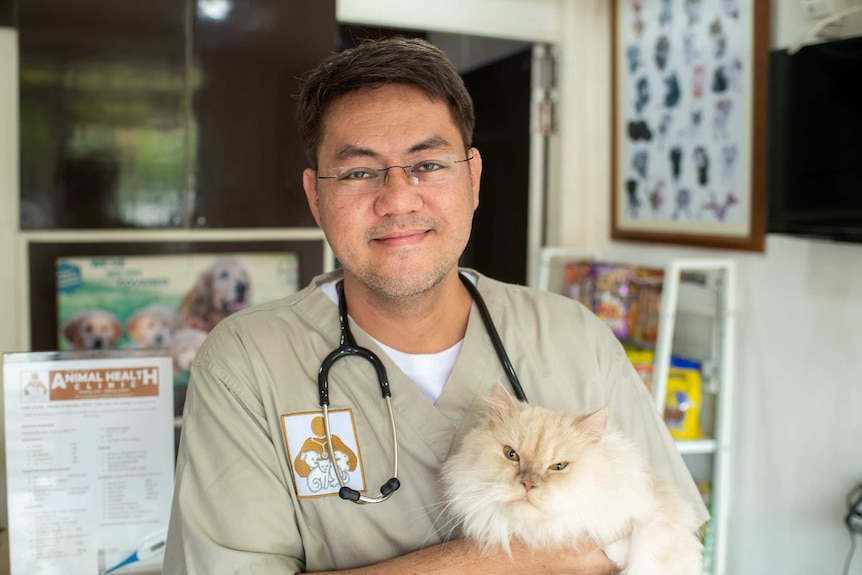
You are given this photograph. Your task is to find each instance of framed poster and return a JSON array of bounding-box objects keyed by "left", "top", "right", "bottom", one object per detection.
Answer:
[
  {"left": 611, "top": 0, "right": 768, "bottom": 251},
  {"left": 28, "top": 240, "right": 325, "bottom": 354}
]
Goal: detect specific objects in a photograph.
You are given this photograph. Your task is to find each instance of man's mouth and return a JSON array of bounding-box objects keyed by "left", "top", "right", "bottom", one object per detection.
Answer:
[{"left": 373, "top": 228, "right": 430, "bottom": 245}]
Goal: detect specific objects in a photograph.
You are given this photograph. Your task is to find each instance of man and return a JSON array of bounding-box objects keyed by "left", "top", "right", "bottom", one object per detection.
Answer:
[{"left": 163, "top": 37, "right": 707, "bottom": 574}]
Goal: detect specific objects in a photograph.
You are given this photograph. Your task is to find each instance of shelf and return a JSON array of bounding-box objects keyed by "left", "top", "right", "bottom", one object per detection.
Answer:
[
  {"left": 537, "top": 249, "right": 735, "bottom": 575},
  {"left": 675, "top": 439, "right": 717, "bottom": 455}
]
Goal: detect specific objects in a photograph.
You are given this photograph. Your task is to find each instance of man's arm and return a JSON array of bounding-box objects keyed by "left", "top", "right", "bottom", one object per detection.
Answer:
[{"left": 308, "top": 537, "right": 619, "bottom": 575}]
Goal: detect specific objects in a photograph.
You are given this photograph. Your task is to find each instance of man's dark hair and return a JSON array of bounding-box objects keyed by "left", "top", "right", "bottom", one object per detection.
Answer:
[{"left": 296, "top": 36, "right": 475, "bottom": 168}]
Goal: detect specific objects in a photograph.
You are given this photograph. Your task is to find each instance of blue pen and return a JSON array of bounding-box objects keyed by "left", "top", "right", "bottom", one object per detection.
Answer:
[{"left": 105, "top": 527, "right": 169, "bottom": 574}]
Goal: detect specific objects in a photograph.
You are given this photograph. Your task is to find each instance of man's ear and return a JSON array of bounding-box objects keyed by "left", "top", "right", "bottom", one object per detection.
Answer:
[
  {"left": 302, "top": 168, "right": 322, "bottom": 227},
  {"left": 468, "top": 147, "right": 482, "bottom": 210}
]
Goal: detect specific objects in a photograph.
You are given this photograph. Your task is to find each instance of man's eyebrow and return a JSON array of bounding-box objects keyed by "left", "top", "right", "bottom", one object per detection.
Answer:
[
  {"left": 407, "top": 136, "right": 456, "bottom": 155},
  {"left": 332, "top": 144, "right": 379, "bottom": 164}
]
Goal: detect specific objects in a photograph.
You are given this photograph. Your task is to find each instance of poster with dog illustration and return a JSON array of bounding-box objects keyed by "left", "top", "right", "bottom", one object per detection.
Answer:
[{"left": 56, "top": 253, "right": 300, "bottom": 392}]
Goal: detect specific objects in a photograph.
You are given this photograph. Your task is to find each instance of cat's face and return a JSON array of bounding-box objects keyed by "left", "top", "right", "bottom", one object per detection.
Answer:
[
  {"left": 442, "top": 384, "right": 609, "bottom": 532},
  {"left": 487, "top": 388, "right": 606, "bottom": 515}
]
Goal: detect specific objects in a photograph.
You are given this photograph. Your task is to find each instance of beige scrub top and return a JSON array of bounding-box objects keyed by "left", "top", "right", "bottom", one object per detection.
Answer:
[{"left": 163, "top": 269, "right": 709, "bottom": 575}]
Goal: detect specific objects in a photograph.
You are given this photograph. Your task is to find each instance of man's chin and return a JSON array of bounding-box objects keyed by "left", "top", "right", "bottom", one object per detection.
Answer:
[{"left": 354, "top": 266, "right": 451, "bottom": 300}]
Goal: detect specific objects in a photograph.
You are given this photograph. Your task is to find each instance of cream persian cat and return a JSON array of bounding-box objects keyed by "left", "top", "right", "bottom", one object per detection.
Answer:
[{"left": 440, "top": 384, "right": 704, "bottom": 575}]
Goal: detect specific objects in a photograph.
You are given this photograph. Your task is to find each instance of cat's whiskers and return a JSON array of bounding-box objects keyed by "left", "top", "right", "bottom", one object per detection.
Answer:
[{"left": 416, "top": 496, "right": 473, "bottom": 549}]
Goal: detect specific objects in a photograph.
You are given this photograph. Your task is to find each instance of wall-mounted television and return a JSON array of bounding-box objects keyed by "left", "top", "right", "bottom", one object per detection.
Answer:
[{"left": 767, "top": 35, "right": 862, "bottom": 243}]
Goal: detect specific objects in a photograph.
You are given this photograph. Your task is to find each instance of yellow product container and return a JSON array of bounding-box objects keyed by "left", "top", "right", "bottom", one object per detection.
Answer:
[{"left": 663, "top": 360, "right": 703, "bottom": 440}]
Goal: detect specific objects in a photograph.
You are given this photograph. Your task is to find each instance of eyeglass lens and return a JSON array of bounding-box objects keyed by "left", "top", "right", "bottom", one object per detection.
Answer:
[{"left": 318, "top": 154, "right": 473, "bottom": 195}]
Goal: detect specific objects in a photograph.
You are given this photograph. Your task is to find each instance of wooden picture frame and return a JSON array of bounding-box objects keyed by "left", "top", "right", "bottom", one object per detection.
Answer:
[
  {"left": 27, "top": 239, "right": 325, "bottom": 352},
  {"left": 611, "top": 0, "right": 768, "bottom": 251}
]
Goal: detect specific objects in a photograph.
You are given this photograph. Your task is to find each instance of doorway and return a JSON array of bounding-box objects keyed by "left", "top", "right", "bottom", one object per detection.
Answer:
[{"left": 459, "top": 45, "right": 532, "bottom": 285}]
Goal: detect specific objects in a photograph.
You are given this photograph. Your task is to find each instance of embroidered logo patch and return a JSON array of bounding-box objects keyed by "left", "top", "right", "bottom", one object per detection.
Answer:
[{"left": 282, "top": 409, "right": 366, "bottom": 498}]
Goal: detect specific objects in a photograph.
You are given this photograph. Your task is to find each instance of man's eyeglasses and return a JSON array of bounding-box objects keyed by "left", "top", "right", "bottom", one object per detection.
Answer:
[{"left": 317, "top": 153, "right": 474, "bottom": 195}]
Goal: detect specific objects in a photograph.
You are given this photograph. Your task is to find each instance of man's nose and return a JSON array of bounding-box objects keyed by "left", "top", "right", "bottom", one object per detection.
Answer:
[{"left": 374, "top": 166, "right": 423, "bottom": 215}]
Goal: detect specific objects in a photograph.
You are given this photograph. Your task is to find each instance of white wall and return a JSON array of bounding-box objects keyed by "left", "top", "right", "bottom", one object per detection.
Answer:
[
  {"left": 557, "top": 2, "right": 862, "bottom": 574},
  {"left": 0, "top": 28, "right": 18, "bottom": 534},
  {"left": 337, "top": 0, "right": 560, "bottom": 42},
  {"left": 0, "top": 30, "right": 18, "bottom": 356}
]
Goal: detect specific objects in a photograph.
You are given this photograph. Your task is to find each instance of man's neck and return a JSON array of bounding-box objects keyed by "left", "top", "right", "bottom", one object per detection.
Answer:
[{"left": 340, "top": 271, "right": 473, "bottom": 354}]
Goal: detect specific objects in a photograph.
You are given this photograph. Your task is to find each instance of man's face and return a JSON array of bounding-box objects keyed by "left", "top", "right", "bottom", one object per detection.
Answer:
[{"left": 303, "top": 84, "right": 482, "bottom": 299}]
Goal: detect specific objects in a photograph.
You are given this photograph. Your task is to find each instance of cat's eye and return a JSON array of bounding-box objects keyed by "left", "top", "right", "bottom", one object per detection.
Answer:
[
  {"left": 502, "top": 445, "right": 520, "bottom": 462},
  {"left": 550, "top": 462, "right": 568, "bottom": 471}
]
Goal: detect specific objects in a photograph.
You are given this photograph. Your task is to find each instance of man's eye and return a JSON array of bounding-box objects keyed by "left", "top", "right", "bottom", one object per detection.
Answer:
[
  {"left": 411, "top": 160, "right": 447, "bottom": 173},
  {"left": 339, "top": 169, "right": 377, "bottom": 181}
]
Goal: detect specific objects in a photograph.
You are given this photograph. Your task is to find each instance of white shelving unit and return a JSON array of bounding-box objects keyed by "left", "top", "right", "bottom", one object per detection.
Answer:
[
  {"left": 653, "top": 259, "right": 735, "bottom": 575},
  {"left": 537, "top": 249, "right": 736, "bottom": 575}
]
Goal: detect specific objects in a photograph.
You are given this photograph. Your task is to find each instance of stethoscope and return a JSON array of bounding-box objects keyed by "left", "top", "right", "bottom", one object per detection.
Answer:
[{"left": 317, "top": 271, "right": 528, "bottom": 504}]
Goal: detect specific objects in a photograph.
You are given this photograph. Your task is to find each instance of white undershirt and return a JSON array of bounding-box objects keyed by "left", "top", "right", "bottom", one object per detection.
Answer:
[{"left": 320, "top": 279, "right": 466, "bottom": 404}]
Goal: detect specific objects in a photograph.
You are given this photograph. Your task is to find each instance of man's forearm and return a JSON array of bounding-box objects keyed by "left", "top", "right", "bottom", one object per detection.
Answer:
[{"left": 306, "top": 537, "right": 619, "bottom": 575}]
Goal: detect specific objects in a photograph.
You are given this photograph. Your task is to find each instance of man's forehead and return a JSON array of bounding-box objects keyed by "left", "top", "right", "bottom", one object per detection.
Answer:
[
  {"left": 329, "top": 136, "right": 459, "bottom": 164},
  {"left": 316, "top": 87, "right": 465, "bottom": 162}
]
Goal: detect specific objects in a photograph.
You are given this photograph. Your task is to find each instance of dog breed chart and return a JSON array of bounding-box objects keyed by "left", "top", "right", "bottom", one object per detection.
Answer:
[{"left": 4, "top": 354, "right": 174, "bottom": 575}]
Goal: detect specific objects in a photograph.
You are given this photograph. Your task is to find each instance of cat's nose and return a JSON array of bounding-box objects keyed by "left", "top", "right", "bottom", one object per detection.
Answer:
[{"left": 521, "top": 479, "right": 537, "bottom": 492}]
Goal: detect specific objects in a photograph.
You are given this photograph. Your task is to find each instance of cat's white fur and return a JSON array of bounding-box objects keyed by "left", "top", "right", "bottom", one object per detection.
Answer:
[{"left": 440, "top": 383, "right": 704, "bottom": 575}]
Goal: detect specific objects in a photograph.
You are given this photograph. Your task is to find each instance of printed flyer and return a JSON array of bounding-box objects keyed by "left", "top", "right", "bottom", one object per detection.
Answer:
[{"left": 3, "top": 352, "right": 174, "bottom": 575}]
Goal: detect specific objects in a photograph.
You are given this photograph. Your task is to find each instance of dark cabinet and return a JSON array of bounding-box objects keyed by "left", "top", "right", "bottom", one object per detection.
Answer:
[
  {"left": 0, "top": 0, "right": 12, "bottom": 27},
  {"left": 19, "top": 0, "right": 336, "bottom": 229},
  {"left": 192, "top": 0, "right": 332, "bottom": 228}
]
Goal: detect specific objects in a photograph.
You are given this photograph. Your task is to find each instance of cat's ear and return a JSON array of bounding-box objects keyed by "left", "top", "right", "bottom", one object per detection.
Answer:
[
  {"left": 488, "top": 383, "right": 518, "bottom": 423},
  {"left": 580, "top": 408, "right": 609, "bottom": 443}
]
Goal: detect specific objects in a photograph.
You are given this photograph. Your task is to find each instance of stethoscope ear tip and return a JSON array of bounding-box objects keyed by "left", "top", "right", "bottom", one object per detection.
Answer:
[
  {"left": 337, "top": 478, "right": 400, "bottom": 502},
  {"left": 339, "top": 487, "right": 361, "bottom": 501},
  {"left": 381, "top": 478, "right": 400, "bottom": 496}
]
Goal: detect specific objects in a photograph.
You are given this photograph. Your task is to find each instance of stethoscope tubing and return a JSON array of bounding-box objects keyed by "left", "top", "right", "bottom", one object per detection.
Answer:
[
  {"left": 457, "top": 273, "right": 527, "bottom": 403},
  {"left": 317, "top": 271, "right": 526, "bottom": 504}
]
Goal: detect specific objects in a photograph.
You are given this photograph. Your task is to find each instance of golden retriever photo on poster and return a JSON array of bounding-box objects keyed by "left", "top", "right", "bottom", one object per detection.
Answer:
[{"left": 56, "top": 253, "right": 300, "bottom": 410}]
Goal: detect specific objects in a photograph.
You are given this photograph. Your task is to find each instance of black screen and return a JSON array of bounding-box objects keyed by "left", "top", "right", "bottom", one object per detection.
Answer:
[{"left": 768, "top": 36, "right": 862, "bottom": 243}]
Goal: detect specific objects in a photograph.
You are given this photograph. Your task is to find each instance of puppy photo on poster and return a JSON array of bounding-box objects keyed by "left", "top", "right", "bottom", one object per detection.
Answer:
[{"left": 56, "top": 253, "right": 300, "bottom": 404}]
